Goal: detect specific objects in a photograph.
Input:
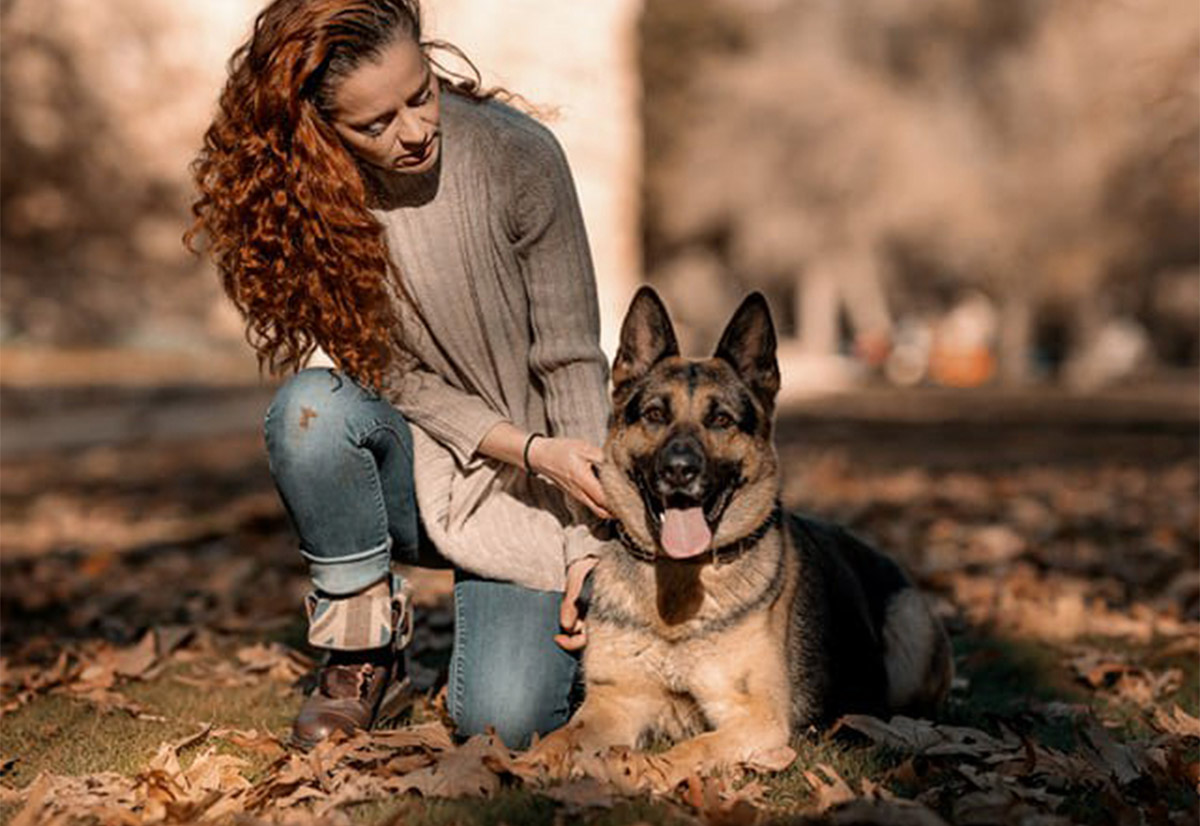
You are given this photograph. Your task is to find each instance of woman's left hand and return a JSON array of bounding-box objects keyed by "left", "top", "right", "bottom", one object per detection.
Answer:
[
  {"left": 527, "top": 437, "right": 612, "bottom": 520},
  {"left": 555, "top": 556, "right": 597, "bottom": 651}
]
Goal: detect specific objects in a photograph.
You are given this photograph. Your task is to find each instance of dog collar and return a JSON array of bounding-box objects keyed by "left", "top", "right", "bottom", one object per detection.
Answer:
[{"left": 614, "top": 502, "right": 784, "bottom": 566}]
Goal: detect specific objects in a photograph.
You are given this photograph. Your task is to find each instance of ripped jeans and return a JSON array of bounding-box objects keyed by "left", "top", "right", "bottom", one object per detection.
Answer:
[{"left": 263, "top": 368, "right": 576, "bottom": 748}]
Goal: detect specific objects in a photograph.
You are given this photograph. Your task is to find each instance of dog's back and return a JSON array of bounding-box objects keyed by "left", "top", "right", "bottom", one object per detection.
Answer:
[{"left": 787, "top": 515, "right": 953, "bottom": 727}]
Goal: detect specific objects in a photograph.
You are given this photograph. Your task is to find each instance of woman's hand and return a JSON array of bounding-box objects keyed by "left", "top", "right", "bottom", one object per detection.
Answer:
[
  {"left": 527, "top": 436, "right": 611, "bottom": 520},
  {"left": 555, "top": 556, "right": 597, "bottom": 651}
]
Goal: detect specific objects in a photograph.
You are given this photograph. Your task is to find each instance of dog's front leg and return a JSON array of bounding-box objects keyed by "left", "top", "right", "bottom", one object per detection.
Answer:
[
  {"left": 524, "top": 681, "right": 662, "bottom": 773},
  {"left": 657, "top": 706, "right": 790, "bottom": 788},
  {"left": 657, "top": 654, "right": 793, "bottom": 787}
]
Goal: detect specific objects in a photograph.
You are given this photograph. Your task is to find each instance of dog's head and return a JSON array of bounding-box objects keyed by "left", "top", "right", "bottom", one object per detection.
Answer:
[{"left": 600, "top": 287, "right": 781, "bottom": 561}]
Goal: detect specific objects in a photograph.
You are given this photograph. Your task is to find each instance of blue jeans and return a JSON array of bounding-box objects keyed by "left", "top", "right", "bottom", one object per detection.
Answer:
[{"left": 264, "top": 368, "right": 577, "bottom": 748}]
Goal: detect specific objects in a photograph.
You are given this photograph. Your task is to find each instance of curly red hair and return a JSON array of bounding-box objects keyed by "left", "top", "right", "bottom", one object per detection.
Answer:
[{"left": 187, "top": 0, "right": 492, "bottom": 389}]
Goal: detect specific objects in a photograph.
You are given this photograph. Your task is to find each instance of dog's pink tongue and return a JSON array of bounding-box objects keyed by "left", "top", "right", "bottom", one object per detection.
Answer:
[{"left": 661, "top": 507, "right": 712, "bottom": 559}]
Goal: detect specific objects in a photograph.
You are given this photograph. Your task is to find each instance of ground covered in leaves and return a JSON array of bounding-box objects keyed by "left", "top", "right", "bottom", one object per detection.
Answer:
[{"left": 1, "top": 390, "right": 1197, "bottom": 825}]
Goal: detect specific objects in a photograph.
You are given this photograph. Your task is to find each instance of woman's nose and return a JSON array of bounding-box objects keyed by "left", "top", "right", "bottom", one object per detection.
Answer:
[{"left": 396, "top": 112, "right": 430, "bottom": 148}]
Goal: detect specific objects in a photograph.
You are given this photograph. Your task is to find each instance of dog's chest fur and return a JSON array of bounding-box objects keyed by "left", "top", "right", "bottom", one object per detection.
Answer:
[{"left": 585, "top": 532, "right": 797, "bottom": 694}]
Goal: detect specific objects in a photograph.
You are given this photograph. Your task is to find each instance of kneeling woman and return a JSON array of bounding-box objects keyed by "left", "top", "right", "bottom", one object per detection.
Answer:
[{"left": 188, "top": 0, "right": 609, "bottom": 749}]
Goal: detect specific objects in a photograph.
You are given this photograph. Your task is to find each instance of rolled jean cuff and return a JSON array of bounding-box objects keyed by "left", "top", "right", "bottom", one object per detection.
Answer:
[{"left": 300, "top": 538, "right": 392, "bottom": 596}]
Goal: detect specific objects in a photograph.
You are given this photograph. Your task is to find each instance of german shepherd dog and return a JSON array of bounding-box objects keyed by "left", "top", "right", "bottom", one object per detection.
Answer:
[{"left": 532, "top": 288, "right": 952, "bottom": 777}]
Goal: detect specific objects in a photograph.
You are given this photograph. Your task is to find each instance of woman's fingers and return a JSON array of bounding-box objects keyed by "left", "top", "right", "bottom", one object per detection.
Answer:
[
  {"left": 554, "top": 630, "right": 587, "bottom": 650},
  {"left": 557, "top": 557, "right": 596, "bottom": 651},
  {"left": 575, "top": 459, "right": 611, "bottom": 517},
  {"left": 579, "top": 492, "right": 611, "bottom": 520}
]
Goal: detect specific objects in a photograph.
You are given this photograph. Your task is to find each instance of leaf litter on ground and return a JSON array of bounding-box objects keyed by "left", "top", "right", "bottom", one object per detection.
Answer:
[{"left": 2, "top": 435, "right": 1197, "bottom": 824}]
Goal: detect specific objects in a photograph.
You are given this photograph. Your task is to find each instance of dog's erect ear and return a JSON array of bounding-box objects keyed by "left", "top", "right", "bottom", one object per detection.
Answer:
[
  {"left": 714, "top": 292, "right": 780, "bottom": 413},
  {"left": 613, "top": 286, "right": 680, "bottom": 394}
]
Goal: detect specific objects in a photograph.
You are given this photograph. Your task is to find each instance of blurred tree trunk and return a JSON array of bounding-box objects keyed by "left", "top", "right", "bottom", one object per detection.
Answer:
[{"left": 998, "top": 294, "right": 1033, "bottom": 385}]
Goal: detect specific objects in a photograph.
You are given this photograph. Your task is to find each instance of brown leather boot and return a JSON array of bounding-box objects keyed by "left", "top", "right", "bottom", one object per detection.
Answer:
[{"left": 291, "top": 575, "right": 414, "bottom": 749}]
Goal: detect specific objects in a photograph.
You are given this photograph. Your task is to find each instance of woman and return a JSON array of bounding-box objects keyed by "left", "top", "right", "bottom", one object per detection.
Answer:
[{"left": 188, "top": 0, "right": 609, "bottom": 750}]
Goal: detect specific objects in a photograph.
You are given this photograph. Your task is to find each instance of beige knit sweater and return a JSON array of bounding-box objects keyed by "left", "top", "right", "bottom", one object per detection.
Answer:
[{"left": 370, "top": 91, "right": 610, "bottom": 593}]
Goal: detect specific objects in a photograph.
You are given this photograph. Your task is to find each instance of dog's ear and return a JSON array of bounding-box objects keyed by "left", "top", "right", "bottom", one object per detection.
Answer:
[
  {"left": 613, "top": 286, "right": 680, "bottom": 395},
  {"left": 714, "top": 292, "right": 780, "bottom": 413}
]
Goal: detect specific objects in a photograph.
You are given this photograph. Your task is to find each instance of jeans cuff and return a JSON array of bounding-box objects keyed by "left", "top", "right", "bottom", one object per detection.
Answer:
[{"left": 301, "top": 538, "right": 392, "bottom": 596}]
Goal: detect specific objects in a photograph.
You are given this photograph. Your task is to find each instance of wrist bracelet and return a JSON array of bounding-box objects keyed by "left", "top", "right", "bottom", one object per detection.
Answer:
[{"left": 523, "top": 432, "right": 545, "bottom": 477}]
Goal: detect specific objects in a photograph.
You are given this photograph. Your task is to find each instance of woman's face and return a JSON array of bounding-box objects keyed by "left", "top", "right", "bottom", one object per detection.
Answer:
[{"left": 329, "top": 36, "right": 441, "bottom": 174}]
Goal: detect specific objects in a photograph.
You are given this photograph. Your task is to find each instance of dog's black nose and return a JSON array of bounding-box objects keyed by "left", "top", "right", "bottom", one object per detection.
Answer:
[{"left": 658, "top": 438, "right": 703, "bottom": 488}]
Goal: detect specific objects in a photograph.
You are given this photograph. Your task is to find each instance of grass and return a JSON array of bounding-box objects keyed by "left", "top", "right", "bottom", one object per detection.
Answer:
[{"left": 0, "top": 660, "right": 294, "bottom": 790}]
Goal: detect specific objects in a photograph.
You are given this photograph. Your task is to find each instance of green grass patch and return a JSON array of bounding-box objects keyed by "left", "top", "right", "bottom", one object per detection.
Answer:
[{"left": 0, "top": 659, "right": 298, "bottom": 791}]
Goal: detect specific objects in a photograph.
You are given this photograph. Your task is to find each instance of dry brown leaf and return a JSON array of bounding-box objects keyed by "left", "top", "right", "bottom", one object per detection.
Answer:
[
  {"left": 1069, "top": 650, "right": 1183, "bottom": 707},
  {"left": 111, "top": 629, "right": 159, "bottom": 678},
  {"left": 802, "top": 763, "right": 856, "bottom": 812},
  {"left": 833, "top": 714, "right": 1020, "bottom": 759},
  {"left": 395, "top": 734, "right": 507, "bottom": 798},
  {"left": 218, "top": 727, "right": 287, "bottom": 759},
  {"left": 1079, "top": 719, "right": 1153, "bottom": 787},
  {"left": 173, "top": 659, "right": 259, "bottom": 689},
  {"left": 236, "top": 642, "right": 315, "bottom": 683},
  {"left": 369, "top": 720, "right": 455, "bottom": 752},
  {"left": 183, "top": 747, "right": 253, "bottom": 796},
  {"left": 11, "top": 771, "right": 142, "bottom": 826},
  {"left": 1151, "top": 704, "right": 1200, "bottom": 737},
  {"left": 559, "top": 745, "right": 672, "bottom": 796}
]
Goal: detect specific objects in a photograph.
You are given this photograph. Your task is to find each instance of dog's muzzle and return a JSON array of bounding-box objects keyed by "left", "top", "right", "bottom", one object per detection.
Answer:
[{"left": 652, "top": 433, "right": 713, "bottom": 559}]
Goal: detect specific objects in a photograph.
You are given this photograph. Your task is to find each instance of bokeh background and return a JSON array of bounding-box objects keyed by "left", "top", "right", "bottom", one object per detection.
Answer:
[{"left": 2, "top": 0, "right": 1196, "bottom": 393}]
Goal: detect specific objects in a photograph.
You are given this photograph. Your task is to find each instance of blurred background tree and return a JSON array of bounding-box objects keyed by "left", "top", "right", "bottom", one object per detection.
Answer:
[
  {"left": 642, "top": 0, "right": 1198, "bottom": 386},
  {"left": 0, "top": 0, "right": 246, "bottom": 350}
]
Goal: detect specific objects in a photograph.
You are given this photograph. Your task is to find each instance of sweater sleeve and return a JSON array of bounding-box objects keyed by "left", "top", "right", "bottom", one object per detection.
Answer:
[
  {"left": 385, "top": 362, "right": 507, "bottom": 468},
  {"left": 509, "top": 125, "right": 611, "bottom": 449},
  {"left": 508, "top": 124, "right": 612, "bottom": 567}
]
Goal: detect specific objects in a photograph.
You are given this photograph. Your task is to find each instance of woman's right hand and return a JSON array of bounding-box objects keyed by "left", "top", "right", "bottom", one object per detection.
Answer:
[{"left": 527, "top": 436, "right": 611, "bottom": 520}]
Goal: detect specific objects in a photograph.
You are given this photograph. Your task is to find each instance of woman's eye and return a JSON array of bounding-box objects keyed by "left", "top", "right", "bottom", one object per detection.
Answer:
[
  {"left": 358, "top": 120, "right": 388, "bottom": 138},
  {"left": 643, "top": 407, "right": 666, "bottom": 425}
]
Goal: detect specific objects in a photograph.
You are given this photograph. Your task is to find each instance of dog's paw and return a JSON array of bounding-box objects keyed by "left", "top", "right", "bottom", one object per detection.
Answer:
[{"left": 517, "top": 727, "right": 579, "bottom": 779}]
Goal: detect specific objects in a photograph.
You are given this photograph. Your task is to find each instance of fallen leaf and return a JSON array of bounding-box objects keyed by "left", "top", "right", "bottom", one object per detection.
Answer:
[
  {"left": 235, "top": 643, "right": 314, "bottom": 683},
  {"left": 219, "top": 728, "right": 287, "bottom": 759},
  {"left": 832, "top": 715, "right": 1020, "bottom": 759},
  {"left": 111, "top": 630, "right": 159, "bottom": 678},
  {"left": 802, "top": 763, "right": 855, "bottom": 812},
  {"left": 1150, "top": 704, "right": 1200, "bottom": 737},
  {"left": 1079, "top": 719, "right": 1152, "bottom": 787},
  {"left": 395, "top": 734, "right": 507, "bottom": 798}
]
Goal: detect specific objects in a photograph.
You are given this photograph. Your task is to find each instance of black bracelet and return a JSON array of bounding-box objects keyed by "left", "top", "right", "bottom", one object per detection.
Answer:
[{"left": 523, "top": 432, "right": 545, "bottom": 476}]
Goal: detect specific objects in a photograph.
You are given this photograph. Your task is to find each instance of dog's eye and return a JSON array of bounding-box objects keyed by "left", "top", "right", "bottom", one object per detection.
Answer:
[
  {"left": 643, "top": 406, "right": 667, "bottom": 425},
  {"left": 708, "top": 412, "right": 734, "bottom": 430}
]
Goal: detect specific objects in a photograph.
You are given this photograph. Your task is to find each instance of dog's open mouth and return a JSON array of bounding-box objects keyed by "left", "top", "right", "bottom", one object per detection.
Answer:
[{"left": 638, "top": 480, "right": 736, "bottom": 560}]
